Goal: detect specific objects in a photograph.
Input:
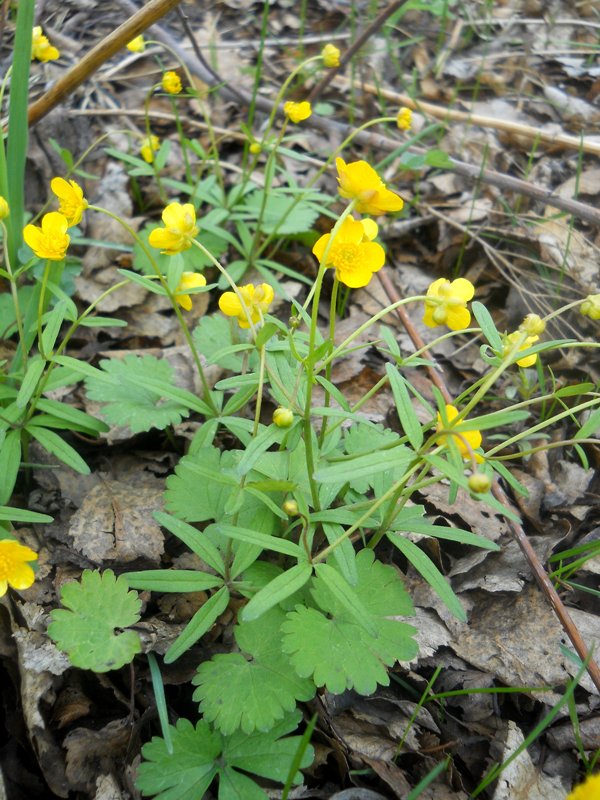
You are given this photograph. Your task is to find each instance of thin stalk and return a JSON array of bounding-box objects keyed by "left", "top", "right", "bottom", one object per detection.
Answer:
[
  {"left": 253, "top": 346, "right": 266, "bottom": 437},
  {"left": 3, "top": 223, "right": 27, "bottom": 368},
  {"left": 318, "top": 277, "right": 339, "bottom": 447},
  {"left": 36, "top": 261, "right": 52, "bottom": 359}
]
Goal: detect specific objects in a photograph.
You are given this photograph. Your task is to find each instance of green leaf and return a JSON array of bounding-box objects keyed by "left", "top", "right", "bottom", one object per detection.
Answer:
[
  {"left": 216, "top": 523, "right": 303, "bottom": 558},
  {"left": 153, "top": 511, "right": 225, "bottom": 574},
  {"left": 26, "top": 426, "right": 90, "bottom": 474},
  {"left": 0, "top": 429, "right": 22, "bottom": 505},
  {"left": 391, "top": 506, "right": 500, "bottom": 550},
  {"left": 122, "top": 570, "right": 223, "bottom": 593},
  {"left": 423, "top": 148, "right": 454, "bottom": 168},
  {"left": 0, "top": 506, "right": 53, "bottom": 523},
  {"left": 83, "top": 354, "right": 193, "bottom": 432},
  {"left": 240, "top": 563, "right": 313, "bottom": 622},
  {"left": 193, "top": 610, "right": 315, "bottom": 734},
  {"left": 48, "top": 570, "right": 141, "bottom": 672},
  {"left": 313, "top": 563, "right": 378, "bottom": 636},
  {"left": 281, "top": 550, "right": 417, "bottom": 695},
  {"left": 16, "top": 355, "right": 46, "bottom": 409},
  {"left": 386, "top": 363, "right": 423, "bottom": 448},
  {"left": 472, "top": 301, "right": 502, "bottom": 349},
  {"left": 137, "top": 711, "right": 312, "bottom": 800},
  {"left": 241, "top": 190, "right": 320, "bottom": 236},
  {"left": 35, "top": 398, "right": 109, "bottom": 435},
  {"left": 41, "top": 299, "right": 67, "bottom": 354},
  {"left": 165, "top": 586, "right": 230, "bottom": 663},
  {"left": 387, "top": 533, "right": 466, "bottom": 621}
]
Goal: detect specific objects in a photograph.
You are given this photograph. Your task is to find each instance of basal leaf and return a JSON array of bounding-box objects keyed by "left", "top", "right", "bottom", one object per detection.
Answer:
[
  {"left": 193, "top": 610, "right": 314, "bottom": 734},
  {"left": 48, "top": 569, "right": 141, "bottom": 672},
  {"left": 83, "top": 355, "right": 191, "bottom": 433}
]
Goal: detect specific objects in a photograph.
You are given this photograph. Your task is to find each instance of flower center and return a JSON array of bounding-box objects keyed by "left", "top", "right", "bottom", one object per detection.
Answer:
[
  {"left": 42, "top": 233, "right": 68, "bottom": 258},
  {"left": 333, "top": 243, "right": 360, "bottom": 271},
  {"left": 0, "top": 553, "right": 13, "bottom": 578}
]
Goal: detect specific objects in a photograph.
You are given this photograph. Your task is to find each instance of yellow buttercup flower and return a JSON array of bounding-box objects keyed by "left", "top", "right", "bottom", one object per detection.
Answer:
[
  {"left": 50, "top": 177, "right": 88, "bottom": 227},
  {"left": 23, "top": 212, "right": 70, "bottom": 261},
  {"left": 0, "top": 539, "right": 37, "bottom": 597},
  {"left": 335, "top": 158, "right": 404, "bottom": 216},
  {"left": 581, "top": 294, "right": 600, "bottom": 320},
  {"left": 174, "top": 271, "right": 207, "bottom": 311},
  {"left": 126, "top": 35, "right": 146, "bottom": 53},
  {"left": 148, "top": 203, "right": 198, "bottom": 255},
  {"left": 162, "top": 70, "right": 182, "bottom": 94},
  {"left": 437, "top": 404, "right": 484, "bottom": 463},
  {"left": 423, "top": 277, "right": 475, "bottom": 331},
  {"left": 397, "top": 107, "right": 413, "bottom": 131},
  {"left": 312, "top": 217, "right": 385, "bottom": 288},
  {"left": 567, "top": 773, "right": 600, "bottom": 800},
  {"left": 284, "top": 101, "right": 312, "bottom": 123},
  {"left": 502, "top": 331, "right": 539, "bottom": 368},
  {"left": 140, "top": 134, "right": 160, "bottom": 164},
  {"left": 0, "top": 196, "right": 8, "bottom": 220},
  {"left": 322, "top": 43, "right": 341, "bottom": 68},
  {"left": 31, "top": 26, "right": 60, "bottom": 62},
  {"left": 218, "top": 283, "right": 274, "bottom": 329}
]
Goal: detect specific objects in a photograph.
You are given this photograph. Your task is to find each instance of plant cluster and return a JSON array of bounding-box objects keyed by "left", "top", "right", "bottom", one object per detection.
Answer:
[{"left": 1, "top": 9, "right": 599, "bottom": 799}]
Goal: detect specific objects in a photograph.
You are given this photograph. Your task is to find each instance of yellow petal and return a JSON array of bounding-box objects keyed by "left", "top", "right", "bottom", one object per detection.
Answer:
[
  {"left": 450, "top": 278, "right": 475, "bottom": 302},
  {"left": 218, "top": 291, "right": 242, "bottom": 318},
  {"left": 312, "top": 233, "right": 330, "bottom": 263},
  {"left": 360, "top": 218, "right": 379, "bottom": 241},
  {"left": 175, "top": 293, "right": 192, "bottom": 311},
  {"left": 446, "top": 306, "right": 471, "bottom": 331}
]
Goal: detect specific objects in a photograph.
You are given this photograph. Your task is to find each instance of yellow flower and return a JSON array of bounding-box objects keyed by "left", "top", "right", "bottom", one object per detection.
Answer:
[
  {"left": 50, "top": 177, "right": 88, "bottom": 227},
  {"left": 0, "top": 196, "right": 8, "bottom": 220},
  {"left": 581, "top": 294, "right": 600, "bottom": 320},
  {"left": 312, "top": 217, "right": 385, "bottom": 288},
  {"left": 31, "top": 26, "right": 60, "bottom": 62},
  {"left": 218, "top": 283, "right": 274, "bottom": 329},
  {"left": 0, "top": 539, "right": 37, "bottom": 597},
  {"left": 503, "top": 331, "right": 539, "bottom": 368},
  {"left": 23, "top": 212, "right": 70, "bottom": 261},
  {"left": 436, "top": 404, "right": 484, "bottom": 463},
  {"left": 322, "top": 43, "right": 341, "bottom": 68},
  {"left": 126, "top": 35, "right": 146, "bottom": 53},
  {"left": 284, "top": 101, "right": 312, "bottom": 123},
  {"left": 423, "top": 277, "right": 475, "bottom": 331},
  {"left": 519, "top": 313, "right": 545, "bottom": 336},
  {"left": 397, "top": 107, "right": 413, "bottom": 131},
  {"left": 335, "top": 158, "right": 404, "bottom": 216},
  {"left": 567, "top": 773, "right": 600, "bottom": 800},
  {"left": 174, "top": 271, "right": 207, "bottom": 311},
  {"left": 148, "top": 203, "right": 198, "bottom": 255},
  {"left": 162, "top": 70, "right": 182, "bottom": 94},
  {"left": 140, "top": 134, "right": 160, "bottom": 164}
]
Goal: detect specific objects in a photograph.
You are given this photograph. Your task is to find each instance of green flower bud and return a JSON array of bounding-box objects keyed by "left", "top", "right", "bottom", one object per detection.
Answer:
[
  {"left": 519, "top": 313, "right": 546, "bottom": 336},
  {"left": 273, "top": 407, "right": 294, "bottom": 428},
  {"left": 468, "top": 473, "right": 492, "bottom": 494},
  {"left": 283, "top": 499, "right": 299, "bottom": 516}
]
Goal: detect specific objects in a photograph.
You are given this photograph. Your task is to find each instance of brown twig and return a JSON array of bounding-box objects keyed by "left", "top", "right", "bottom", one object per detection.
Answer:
[
  {"left": 376, "top": 270, "right": 600, "bottom": 695},
  {"left": 27, "top": 0, "right": 183, "bottom": 126}
]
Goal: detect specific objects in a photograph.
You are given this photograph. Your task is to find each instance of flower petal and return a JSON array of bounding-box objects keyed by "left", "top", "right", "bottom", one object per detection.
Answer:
[
  {"left": 446, "top": 306, "right": 471, "bottom": 331},
  {"left": 218, "top": 291, "right": 242, "bottom": 318},
  {"left": 450, "top": 278, "right": 475, "bottom": 302}
]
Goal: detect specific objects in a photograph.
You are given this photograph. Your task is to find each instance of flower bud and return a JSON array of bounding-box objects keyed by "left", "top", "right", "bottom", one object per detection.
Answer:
[
  {"left": 273, "top": 407, "right": 294, "bottom": 428},
  {"left": 283, "top": 499, "right": 299, "bottom": 516},
  {"left": 0, "top": 196, "right": 8, "bottom": 220},
  {"left": 581, "top": 294, "right": 600, "bottom": 321},
  {"left": 321, "top": 43, "right": 340, "bottom": 68},
  {"left": 249, "top": 142, "right": 262, "bottom": 154},
  {"left": 519, "top": 313, "right": 546, "bottom": 336},
  {"left": 468, "top": 472, "right": 492, "bottom": 494},
  {"left": 397, "top": 107, "right": 412, "bottom": 131}
]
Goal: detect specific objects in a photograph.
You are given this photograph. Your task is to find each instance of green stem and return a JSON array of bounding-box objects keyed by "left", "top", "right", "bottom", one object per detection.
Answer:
[
  {"left": 318, "top": 277, "right": 339, "bottom": 447},
  {"left": 36, "top": 261, "right": 52, "bottom": 359},
  {"left": 253, "top": 346, "right": 266, "bottom": 437},
  {"left": 3, "top": 223, "right": 27, "bottom": 369}
]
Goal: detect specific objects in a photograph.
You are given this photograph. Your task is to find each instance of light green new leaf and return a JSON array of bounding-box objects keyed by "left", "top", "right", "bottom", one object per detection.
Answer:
[
  {"left": 386, "top": 363, "right": 423, "bottom": 449},
  {"left": 0, "top": 429, "right": 22, "bottom": 505},
  {"left": 0, "top": 506, "right": 52, "bottom": 523},
  {"left": 122, "top": 570, "right": 223, "bottom": 593},
  {"left": 281, "top": 550, "right": 418, "bottom": 695},
  {"left": 84, "top": 355, "right": 191, "bottom": 433},
  {"left": 193, "top": 610, "right": 314, "bottom": 734},
  {"left": 16, "top": 356, "right": 46, "bottom": 409},
  {"left": 216, "top": 523, "right": 303, "bottom": 558},
  {"left": 48, "top": 570, "right": 141, "bottom": 672},
  {"left": 153, "top": 511, "right": 225, "bottom": 574}
]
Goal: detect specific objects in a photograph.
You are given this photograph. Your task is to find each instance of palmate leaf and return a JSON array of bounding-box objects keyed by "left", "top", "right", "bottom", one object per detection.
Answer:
[
  {"left": 281, "top": 550, "right": 418, "bottom": 695},
  {"left": 83, "top": 355, "right": 190, "bottom": 433},
  {"left": 192, "top": 608, "right": 315, "bottom": 735},
  {"left": 136, "top": 710, "right": 312, "bottom": 800},
  {"left": 48, "top": 570, "right": 141, "bottom": 672}
]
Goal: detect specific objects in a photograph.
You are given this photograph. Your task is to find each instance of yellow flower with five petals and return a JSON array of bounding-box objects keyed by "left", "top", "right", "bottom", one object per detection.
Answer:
[
  {"left": 174, "top": 272, "right": 207, "bottom": 311},
  {"left": 218, "top": 283, "right": 274, "bottom": 329},
  {"left": 312, "top": 217, "right": 385, "bottom": 288},
  {"left": 0, "top": 539, "right": 38, "bottom": 597},
  {"left": 335, "top": 158, "right": 404, "bottom": 216},
  {"left": 148, "top": 203, "right": 198, "bottom": 255},
  {"left": 502, "top": 331, "right": 539, "bottom": 368},
  {"left": 423, "top": 277, "right": 475, "bottom": 331},
  {"left": 23, "top": 212, "right": 70, "bottom": 260},
  {"left": 50, "top": 177, "right": 88, "bottom": 226}
]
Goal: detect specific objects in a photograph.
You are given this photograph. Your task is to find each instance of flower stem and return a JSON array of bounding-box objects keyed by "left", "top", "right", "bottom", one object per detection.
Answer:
[{"left": 36, "top": 260, "right": 52, "bottom": 359}]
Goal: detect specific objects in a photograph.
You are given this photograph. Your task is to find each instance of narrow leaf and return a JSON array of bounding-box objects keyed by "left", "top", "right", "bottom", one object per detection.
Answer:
[
  {"left": 165, "top": 586, "right": 230, "bottom": 663},
  {"left": 240, "top": 564, "right": 313, "bottom": 622},
  {"left": 26, "top": 426, "right": 90, "bottom": 474}
]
